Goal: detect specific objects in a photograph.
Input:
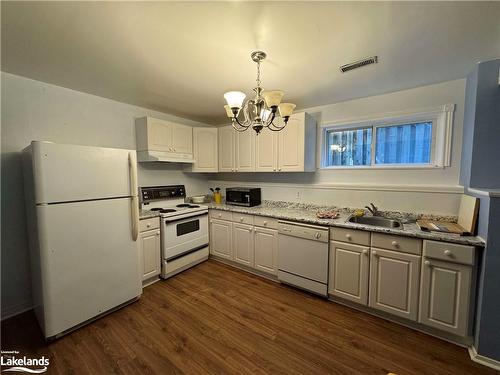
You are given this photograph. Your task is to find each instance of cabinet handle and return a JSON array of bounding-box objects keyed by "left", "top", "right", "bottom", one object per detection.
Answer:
[
  {"left": 218, "top": 213, "right": 222, "bottom": 218},
  {"left": 372, "top": 250, "right": 378, "bottom": 256},
  {"left": 273, "top": 168, "right": 276, "bottom": 171},
  {"left": 362, "top": 249, "right": 369, "bottom": 255},
  {"left": 444, "top": 249, "right": 452, "bottom": 256},
  {"left": 156, "top": 231, "right": 160, "bottom": 235},
  {"left": 345, "top": 234, "right": 352, "bottom": 240},
  {"left": 424, "top": 260, "right": 431, "bottom": 266},
  {"left": 391, "top": 241, "right": 399, "bottom": 247},
  {"left": 173, "top": 148, "right": 176, "bottom": 152},
  {"left": 169, "top": 147, "right": 172, "bottom": 151},
  {"left": 147, "top": 224, "right": 151, "bottom": 228},
  {"left": 263, "top": 221, "right": 268, "bottom": 226},
  {"left": 240, "top": 217, "right": 244, "bottom": 222},
  {"left": 314, "top": 232, "right": 321, "bottom": 239},
  {"left": 278, "top": 168, "right": 282, "bottom": 171}
]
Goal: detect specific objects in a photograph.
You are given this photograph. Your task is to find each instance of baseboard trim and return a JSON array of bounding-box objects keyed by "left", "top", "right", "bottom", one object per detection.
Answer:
[
  {"left": 1, "top": 299, "right": 33, "bottom": 321},
  {"left": 468, "top": 345, "right": 500, "bottom": 371}
]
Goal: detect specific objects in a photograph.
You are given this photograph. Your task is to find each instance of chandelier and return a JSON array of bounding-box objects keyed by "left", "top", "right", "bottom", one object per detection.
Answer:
[{"left": 223, "top": 51, "right": 296, "bottom": 134}]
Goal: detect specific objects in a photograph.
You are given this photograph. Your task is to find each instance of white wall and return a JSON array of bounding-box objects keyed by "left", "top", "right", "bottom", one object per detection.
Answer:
[
  {"left": 1, "top": 72, "right": 210, "bottom": 318},
  {"left": 209, "top": 79, "right": 467, "bottom": 214}
]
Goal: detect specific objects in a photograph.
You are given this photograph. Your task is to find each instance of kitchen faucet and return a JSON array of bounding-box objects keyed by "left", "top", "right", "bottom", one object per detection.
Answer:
[{"left": 365, "top": 203, "right": 379, "bottom": 216}]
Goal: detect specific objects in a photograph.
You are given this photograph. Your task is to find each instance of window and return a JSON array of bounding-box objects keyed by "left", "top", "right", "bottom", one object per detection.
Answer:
[
  {"left": 325, "top": 127, "right": 372, "bottom": 166},
  {"left": 321, "top": 104, "right": 454, "bottom": 169},
  {"left": 375, "top": 122, "right": 432, "bottom": 165}
]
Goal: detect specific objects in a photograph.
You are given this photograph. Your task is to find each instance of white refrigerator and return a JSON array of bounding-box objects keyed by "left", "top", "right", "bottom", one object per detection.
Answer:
[{"left": 23, "top": 141, "right": 142, "bottom": 339}]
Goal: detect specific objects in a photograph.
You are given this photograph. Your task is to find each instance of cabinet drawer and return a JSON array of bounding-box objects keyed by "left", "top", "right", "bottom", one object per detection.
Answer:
[
  {"left": 209, "top": 209, "right": 232, "bottom": 221},
  {"left": 140, "top": 217, "right": 160, "bottom": 232},
  {"left": 423, "top": 240, "right": 475, "bottom": 266},
  {"left": 371, "top": 233, "right": 421, "bottom": 255},
  {"left": 330, "top": 227, "right": 370, "bottom": 246},
  {"left": 232, "top": 213, "right": 254, "bottom": 225},
  {"left": 254, "top": 216, "right": 278, "bottom": 229}
]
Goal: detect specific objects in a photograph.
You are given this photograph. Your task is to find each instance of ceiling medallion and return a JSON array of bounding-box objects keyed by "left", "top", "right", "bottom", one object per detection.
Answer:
[{"left": 223, "top": 51, "right": 296, "bottom": 134}]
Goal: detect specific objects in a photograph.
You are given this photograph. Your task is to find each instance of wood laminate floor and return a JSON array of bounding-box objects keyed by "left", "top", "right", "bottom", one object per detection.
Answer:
[{"left": 1, "top": 260, "right": 495, "bottom": 375}]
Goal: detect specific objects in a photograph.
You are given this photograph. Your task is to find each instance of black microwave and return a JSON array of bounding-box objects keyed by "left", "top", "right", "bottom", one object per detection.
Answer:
[{"left": 225, "top": 187, "right": 261, "bottom": 207}]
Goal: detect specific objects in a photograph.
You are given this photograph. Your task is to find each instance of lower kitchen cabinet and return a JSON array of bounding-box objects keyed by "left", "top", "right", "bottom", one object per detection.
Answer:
[
  {"left": 329, "top": 241, "right": 370, "bottom": 305},
  {"left": 209, "top": 219, "right": 233, "bottom": 259},
  {"left": 419, "top": 255, "right": 473, "bottom": 336},
  {"left": 139, "top": 228, "right": 161, "bottom": 282},
  {"left": 232, "top": 223, "right": 254, "bottom": 267},
  {"left": 254, "top": 227, "right": 278, "bottom": 275},
  {"left": 369, "top": 248, "right": 421, "bottom": 321}
]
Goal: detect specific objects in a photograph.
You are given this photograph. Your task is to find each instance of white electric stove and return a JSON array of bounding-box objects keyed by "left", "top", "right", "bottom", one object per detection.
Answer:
[{"left": 140, "top": 185, "right": 209, "bottom": 279}]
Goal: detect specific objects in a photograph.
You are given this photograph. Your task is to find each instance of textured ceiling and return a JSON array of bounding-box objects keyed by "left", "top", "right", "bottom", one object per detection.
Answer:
[{"left": 2, "top": 1, "right": 499, "bottom": 124}]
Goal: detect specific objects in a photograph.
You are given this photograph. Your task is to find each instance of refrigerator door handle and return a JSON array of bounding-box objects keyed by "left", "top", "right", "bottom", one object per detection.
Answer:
[{"left": 129, "top": 151, "right": 139, "bottom": 241}]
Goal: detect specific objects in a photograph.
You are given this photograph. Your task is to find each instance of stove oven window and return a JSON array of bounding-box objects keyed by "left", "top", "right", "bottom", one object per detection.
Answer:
[{"left": 176, "top": 219, "right": 200, "bottom": 236}]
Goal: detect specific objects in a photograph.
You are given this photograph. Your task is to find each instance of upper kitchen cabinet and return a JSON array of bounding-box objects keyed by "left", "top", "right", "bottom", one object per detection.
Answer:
[
  {"left": 185, "top": 127, "right": 218, "bottom": 172},
  {"left": 219, "top": 125, "right": 236, "bottom": 172},
  {"left": 220, "top": 112, "right": 317, "bottom": 173},
  {"left": 257, "top": 112, "right": 316, "bottom": 172},
  {"left": 135, "top": 117, "right": 194, "bottom": 163},
  {"left": 235, "top": 129, "right": 255, "bottom": 172},
  {"left": 279, "top": 112, "right": 316, "bottom": 172}
]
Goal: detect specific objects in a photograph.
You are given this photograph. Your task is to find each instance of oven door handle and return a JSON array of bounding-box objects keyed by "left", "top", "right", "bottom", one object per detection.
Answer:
[{"left": 164, "top": 211, "right": 208, "bottom": 224}]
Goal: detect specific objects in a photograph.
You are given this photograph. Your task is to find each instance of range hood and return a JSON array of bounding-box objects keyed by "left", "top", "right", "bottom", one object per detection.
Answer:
[{"left": 137, "top": 150, "right": 194, "bottom": 163}]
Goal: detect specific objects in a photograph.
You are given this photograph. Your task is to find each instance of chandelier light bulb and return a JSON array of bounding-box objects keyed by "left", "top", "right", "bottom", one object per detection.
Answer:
[
  {"left": 262, "top": 90, "right": 284, "bottom": 108},
  {"left": 223, "top": 91, "right": 246, "bottom": 109},
  {"left": 278, "top": 103, "right": 296, "bottom": 118},
  {"left": 224, "top": 105, "right": 235, "bottom": 118}
]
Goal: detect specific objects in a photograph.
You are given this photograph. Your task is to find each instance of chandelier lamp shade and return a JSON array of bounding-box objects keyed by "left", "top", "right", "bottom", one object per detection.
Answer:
[{"left": 223, "top": 51, "right": 296, "bottom": 134}]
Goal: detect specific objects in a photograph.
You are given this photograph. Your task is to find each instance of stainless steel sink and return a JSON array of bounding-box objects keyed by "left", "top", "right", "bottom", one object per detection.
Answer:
[{"left": 348, "top": 215, "right": 402, "bottom": 228}]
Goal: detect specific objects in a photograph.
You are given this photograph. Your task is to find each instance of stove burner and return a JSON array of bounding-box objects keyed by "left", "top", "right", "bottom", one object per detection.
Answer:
[
  {"left": 188, "top": 205, "right": 200, "bottom": 208},
  {"left": 176, "top": 203, "right": 191, "bottom": 208},
  {"left": 160, "top": 209, "right": 177, "bottom": 213}
]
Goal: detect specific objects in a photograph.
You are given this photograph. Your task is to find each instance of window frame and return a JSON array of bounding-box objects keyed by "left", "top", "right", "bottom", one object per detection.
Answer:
[{"left": 320, "top": 104, "right": 454, "bottom": 170}]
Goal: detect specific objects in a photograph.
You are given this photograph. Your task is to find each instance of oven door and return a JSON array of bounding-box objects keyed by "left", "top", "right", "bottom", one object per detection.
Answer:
[{"left": 162, "top": 212, "right": 209, "bottom": 261}]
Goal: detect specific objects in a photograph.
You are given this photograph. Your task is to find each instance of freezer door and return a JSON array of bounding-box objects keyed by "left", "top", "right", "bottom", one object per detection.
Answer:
[
  {"left": 35, "top": 197, "right": 141, "bottom": 338},
  {"left": 30, "top": 141, "right": 135, "bottom": 204}
]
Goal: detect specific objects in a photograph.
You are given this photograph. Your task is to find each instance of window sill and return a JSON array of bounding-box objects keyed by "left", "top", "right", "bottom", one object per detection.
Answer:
[{"left": 319, "top": 164, "right": 445, "bottom": 171}]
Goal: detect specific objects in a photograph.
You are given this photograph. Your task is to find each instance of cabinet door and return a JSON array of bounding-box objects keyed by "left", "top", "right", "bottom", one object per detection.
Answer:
[
  {"left": 235, "top": 130, "right": 255, "bottom": 172},
  {"left": 329, "top": 241, "right": 370, "bottom": 305},
  {"left": 192, "top": 127, "right": 218, "bottom": 172},
  {"left": 209, "top": 219, "right": 232, "bottom": 259},
  {"left": 218, "top": 126, "right": 235, "bottom": 172},
  {"left": 147, "top": 119, "right": 172, "bottom": 152},
  {"left": 232, "top": 223, "right": 254, "bottom": 267},
  {"left": 171, "top": 124, "right": 193, "bottom": 154},
  {"left": 254, "top": 227, "right": 278, "bottom": 275},
  {"left": 139, "top": 229, "right": 161, "bottom": 281},
  {"left": 419, "top": 258, "right": 472, "bottom": 336},
  {"left": 255, "top": 130, "right": 278, "bottom": 172},
  {"left": 278, "top": 114, "right": 305, "bottom": 171},
  {"left": 369, "top": 248, "right": 421, "bottom": 321}
]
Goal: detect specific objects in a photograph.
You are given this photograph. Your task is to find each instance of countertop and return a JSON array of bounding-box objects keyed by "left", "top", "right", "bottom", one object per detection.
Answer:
[
  {"left": 139, "top": 209, "right": 161, "bottom": 220},
  {"left": 207, "top": 202, "right": 485, "bottom": 247}
]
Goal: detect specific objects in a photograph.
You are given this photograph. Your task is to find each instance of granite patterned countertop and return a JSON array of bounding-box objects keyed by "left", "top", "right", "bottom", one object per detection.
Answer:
[
  {"left": 139, "top": 209, "right": 161, "bottom": 220},
  {"left": 207, "top": 201, "right": 485, "bottom": 247}
]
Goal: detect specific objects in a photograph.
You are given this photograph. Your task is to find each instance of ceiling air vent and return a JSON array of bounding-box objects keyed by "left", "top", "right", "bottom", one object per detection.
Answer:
[{"left": 340, "top": 56, "right": 378, "bottom": 73}]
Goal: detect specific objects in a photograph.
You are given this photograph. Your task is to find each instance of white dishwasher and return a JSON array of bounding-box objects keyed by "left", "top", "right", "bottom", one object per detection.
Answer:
[{"left": 277, "top": 221, "right": 329, "bottom": 296}]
